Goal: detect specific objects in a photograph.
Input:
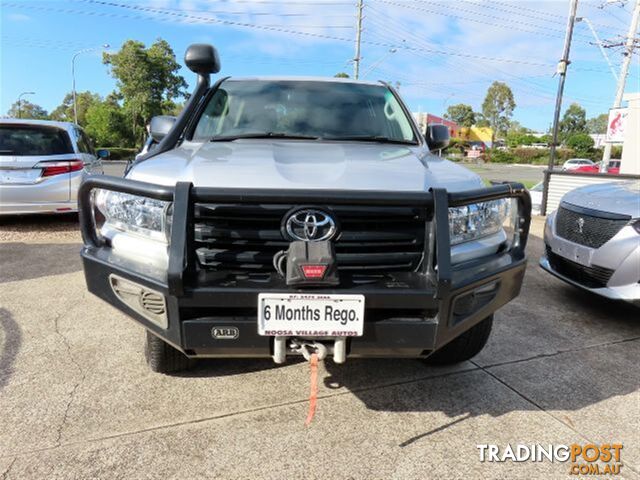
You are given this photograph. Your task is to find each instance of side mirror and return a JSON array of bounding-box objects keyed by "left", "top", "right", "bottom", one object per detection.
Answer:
[
  {"left": 185, "top": 44, "right": 221, "bottom": 76},
  {"left": 96, "top": 149, "right": 110, "bottom": 159},
  {"left": 425, "top": 125, "right": 450, "bottom": 152},
  {"left": 149, "top": 115, "right": 177, "bottom": 143}
]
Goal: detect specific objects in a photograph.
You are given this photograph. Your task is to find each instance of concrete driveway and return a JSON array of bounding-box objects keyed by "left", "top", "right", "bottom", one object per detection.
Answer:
[{"left": 0, "top": 213, "right": 638, "bottom": 479}]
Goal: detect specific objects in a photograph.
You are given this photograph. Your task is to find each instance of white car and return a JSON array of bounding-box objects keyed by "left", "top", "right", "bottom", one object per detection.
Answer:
[
  {"left": 0, "top": 119, "right": 106, "bottom": 215},
  {"left": 529, "top": 182, "right": 543, "bottom": 215},
  {"left": 561, "top": 158, "right": 595, "bottom": 171}
]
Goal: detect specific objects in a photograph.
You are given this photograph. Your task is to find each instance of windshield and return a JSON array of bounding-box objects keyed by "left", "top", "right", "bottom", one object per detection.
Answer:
[
  {"left": 193, "top": 80, "right": 417, "bottom": 143},
  {"left": 0, "top": 125, "right": 73, "bottom": 156}
]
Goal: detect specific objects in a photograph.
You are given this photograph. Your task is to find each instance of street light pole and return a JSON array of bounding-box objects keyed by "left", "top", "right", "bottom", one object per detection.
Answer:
[
  {"left": 361, "top": 47, "right": 398, "bottom": 78},
  {"left": 72, "top": 44, "right": 109, "bottom": 124},
  {"left": 541, "top": 0, "right": 580, "bottom": 216},
  {"left": 17, "top": 91, "right": 35, "bottom": 119},
  {"left": 576, "top": 17, "right": 618, "bottom": 81}
]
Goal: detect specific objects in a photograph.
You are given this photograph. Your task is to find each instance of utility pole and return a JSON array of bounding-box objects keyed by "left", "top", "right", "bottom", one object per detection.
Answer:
[
  {"left": 353, "top": 0, "right": 364, "bottom": 79},
  {"left": 541, "top": 0, "right": 579, "bottom": 216},
  {"left": 602, "top": 0, "right": 640, "bottom": 166}
]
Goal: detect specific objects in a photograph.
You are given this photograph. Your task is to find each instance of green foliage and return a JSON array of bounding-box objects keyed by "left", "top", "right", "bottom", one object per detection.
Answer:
[
  {"left": 444, "top": 138, "right": 469, "bottom": 154},
  {"left": 565, "top": 132, "right": 594, "bottom": 154},
  {"left": 506, "top": 133, "right": 541, "bottom": 147},
  {"left": 559, "top": 103, "right": 587, "bottom": 140},
  {"left": 485, "top": 147, "right": 574, "bottom": 165},
  {"left": 7, "top": 100, "right": 48, "bottom": 119},
  {"left": 481, "top": 81, "right": 516, "bottom": 143},
  {"left": 49, "top": 91, "right": 101, "bottom": 126},
  {"left": 485, "top": 149, "right": 516, "bottom": 163},
  {"left": 85, "top": 98, "right": 133, "bottom": 147},
  {"left": 586, "top": 113, "right": 608, "bottom": 134},
  {"left": 610, "top": 145, "right": 622, "bottom": 159},
  {"left": 103, "top": 38, "right": 187, "bottom": 145},
  {"left": 444, "top": 103, "right": 475, "bottom": 127},
  {"left": 334, "top": 72, "right": 350, "bottom": 78}
]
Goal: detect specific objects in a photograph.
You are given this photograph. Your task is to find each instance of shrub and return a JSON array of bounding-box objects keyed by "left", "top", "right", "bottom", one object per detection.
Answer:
[
  {"left": 485, "top": 149, "right": 516, "bottom": 163},
  {"left": 444, "top": 138, "right": 469, "bottom": 154},
  {"left": 565, "top": 133, "right": 594, "bottom": 155}
]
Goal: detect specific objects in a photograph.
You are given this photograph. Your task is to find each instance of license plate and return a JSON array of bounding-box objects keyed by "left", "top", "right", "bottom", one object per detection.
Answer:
[
  {"left": 257, "top": 293, "right": 365, "bottom": 337},
  {"left": 0, "top": 169, "right": 40, "bottom": 184}
]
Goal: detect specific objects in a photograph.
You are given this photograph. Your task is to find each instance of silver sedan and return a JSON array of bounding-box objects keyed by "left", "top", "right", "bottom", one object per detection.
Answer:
[{"left": 540, "top": 181, "right": 640, "bottom": 305}]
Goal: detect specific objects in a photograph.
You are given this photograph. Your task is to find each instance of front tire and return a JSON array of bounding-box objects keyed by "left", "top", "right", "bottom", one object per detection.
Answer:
[
  {"left": 425, "top": 315, "right": 493, "bottom": 365},
  {"left": 144, "top": 331, "right": 195, "bottom": 373}
]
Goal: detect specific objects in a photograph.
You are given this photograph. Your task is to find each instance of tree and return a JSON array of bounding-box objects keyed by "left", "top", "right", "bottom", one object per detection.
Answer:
[
  {"left": 50, "top": 91, "right": 101, "bottom": 126},
  {"left": 444, "top": 103, "right": 475, "bottom": 127},
  {"left": 7, "top": 100, "right": 48, "bottom": 120},
  {"left": 481, "top": 81, "right": 516, "bottom": 145},
  {"left": 334, "top": 72, "right": 350, "bottom": 78},
  {"left": 565, "top": 133, "right": 594, "bottom": 154},
  {"left": 85, "top": 96, "right": 132, "bottom": 147},
  {"left": 103, "top": 38, "right": 188, "bottom": 145},
  {"left": 474, "top": 114, "right": 490, "bottom": 128},
  {"left": 586, "top": 113, "right": 608, "bottom": 134},
  {"left": 559, "top": 103, "right": 587, "bottom": 141}
]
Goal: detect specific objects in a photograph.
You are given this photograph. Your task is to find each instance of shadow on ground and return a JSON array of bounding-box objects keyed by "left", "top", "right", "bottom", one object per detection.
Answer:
[
  {"left": 0, "top": 212, "right": 79, "bottom": 234},
  {"left": 0, "top": 308, "right": 22, "bottom": 391},
  {"left": 0, "top": 243, "right": 82, "bottom": 283}
]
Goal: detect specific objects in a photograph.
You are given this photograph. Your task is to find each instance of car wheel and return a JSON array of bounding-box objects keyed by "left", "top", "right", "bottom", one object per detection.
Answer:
[
  {"left": 144, "top": 330, "right": 196, "bottom": 373},
  {"left": 425, "top": 315, "right": 493, "bottom": 365}
]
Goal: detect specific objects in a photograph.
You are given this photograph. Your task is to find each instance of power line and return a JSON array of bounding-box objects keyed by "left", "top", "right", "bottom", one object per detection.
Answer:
[
  {"left": 480, "top": 0, "right": 626, "bottom": 33},
  {"left": 365, "top": 6, "right": 613, "bottom": 76},
  {"left": 4, "top": 0, "right": 575, "bottom": 68},
  {"left": 373, "top": 0, "right": 596, "bottom": 44}
]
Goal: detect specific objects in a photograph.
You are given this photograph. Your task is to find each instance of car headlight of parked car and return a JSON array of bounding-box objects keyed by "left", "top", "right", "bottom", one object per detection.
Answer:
[
  {"left": 449, "top": 199, "right": 511, "bottom": 245},
  {"left": 94, "top": 189, "right": 172, "bottom": 243}
]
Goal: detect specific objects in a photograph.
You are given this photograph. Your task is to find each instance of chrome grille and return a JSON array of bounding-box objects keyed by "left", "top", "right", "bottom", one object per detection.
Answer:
[
  {"left": 555, "top": 205, "right": 628, "bottom": 249},
  {"left": 193, "top": 204, "right": 426, "bottom": 274},
  {"left": 546, "top": 246, "right": 614, "bottom": 288}
]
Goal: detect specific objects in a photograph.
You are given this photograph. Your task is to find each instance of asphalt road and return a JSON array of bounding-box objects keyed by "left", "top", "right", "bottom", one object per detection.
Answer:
[
  {"left": 0, "top": 212, "right": 638, "bottom": 479},
  {"left": 462, "top": 162, "right": 545, "bottom": 186}
]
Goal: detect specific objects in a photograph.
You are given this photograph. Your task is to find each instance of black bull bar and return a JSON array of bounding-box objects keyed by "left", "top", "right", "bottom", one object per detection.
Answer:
[{"left": 78, "top": 176, "right": 531, "bottom": 358}]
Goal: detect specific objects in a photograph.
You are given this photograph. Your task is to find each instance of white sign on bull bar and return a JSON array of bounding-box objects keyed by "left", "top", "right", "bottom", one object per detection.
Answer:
[{"left": 606, "top": 107, "right": 627, "bottom": 143}]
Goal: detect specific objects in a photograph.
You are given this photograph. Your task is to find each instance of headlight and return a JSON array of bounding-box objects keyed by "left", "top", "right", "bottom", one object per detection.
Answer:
[
  {"left": 94, "top": 189, "right": 172, "bottom": 243},
  {"left": 449, "top": 199, "right": 511, "bottom": 245}
]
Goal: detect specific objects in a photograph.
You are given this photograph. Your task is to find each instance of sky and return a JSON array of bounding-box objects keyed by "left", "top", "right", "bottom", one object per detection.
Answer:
[{"left": 1, "top": 0, "right": 639, "bottom": 131}]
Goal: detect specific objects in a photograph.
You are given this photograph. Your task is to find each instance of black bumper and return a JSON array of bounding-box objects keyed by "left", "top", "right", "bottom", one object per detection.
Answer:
[{"left": 79, "top": 177, "right": 531, "bottom": 359}]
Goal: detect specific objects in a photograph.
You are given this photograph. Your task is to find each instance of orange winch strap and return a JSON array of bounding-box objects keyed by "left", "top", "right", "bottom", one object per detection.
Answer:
[{"left": 305, "top": 353, "right": 319, "bottom": 426}]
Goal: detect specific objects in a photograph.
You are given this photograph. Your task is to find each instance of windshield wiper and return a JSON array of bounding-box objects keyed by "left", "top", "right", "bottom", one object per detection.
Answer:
[
  {"left": 210, "top": 132, "right": 320, "bottom": 142},
  {"left": 321, "top": 135, "right": 417, "bottom": 145}
]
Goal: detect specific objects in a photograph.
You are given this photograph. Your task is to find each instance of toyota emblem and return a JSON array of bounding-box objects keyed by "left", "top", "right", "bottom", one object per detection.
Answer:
[{"left": 285, "top": 209, "right": 337, "bottom": 241}]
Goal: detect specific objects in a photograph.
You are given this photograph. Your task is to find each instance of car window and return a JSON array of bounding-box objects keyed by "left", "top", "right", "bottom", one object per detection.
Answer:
[
  {"left": 75, "top": 128, "right": 94, "bottom": 154},
  {"left": 530, "top": 182, "right": 543, "bottom": 192},
  {"left": 0, "top": 125, "right": 74, "bottom": 156},
  {"left": 80, "top": 129, "right": 95, "bottom": 155},
  {"left": 193, "top": 80, "right": 417, "bottom": 143}
]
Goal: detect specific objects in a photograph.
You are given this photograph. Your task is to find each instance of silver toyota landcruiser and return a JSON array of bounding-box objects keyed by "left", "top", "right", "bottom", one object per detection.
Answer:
[{"left": 79, "top": 44, "right": 531, "bottom": 373}]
